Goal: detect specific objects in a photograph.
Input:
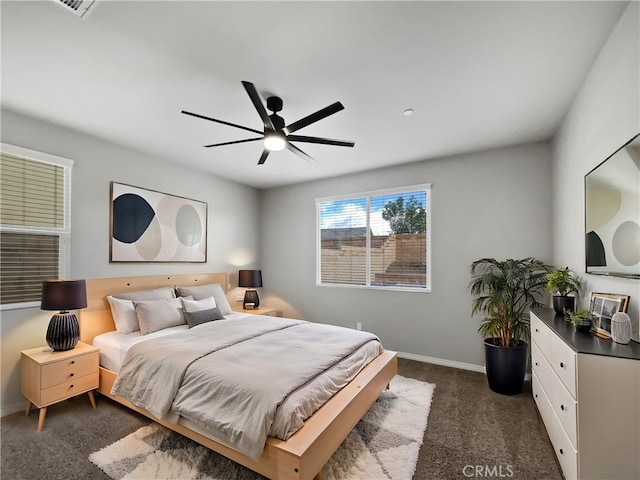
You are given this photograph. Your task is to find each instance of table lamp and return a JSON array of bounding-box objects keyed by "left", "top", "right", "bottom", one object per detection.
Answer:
[
  {"left": 238, "top": 270, "right": 262, "bottom": 309},
  {"left": 41, "top": 279, "right": 87, "bottom": 351}
]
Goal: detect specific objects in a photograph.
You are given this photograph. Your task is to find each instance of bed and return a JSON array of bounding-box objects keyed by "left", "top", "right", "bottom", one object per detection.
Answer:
[{"left": 79, "top": 273, "right": 397, "bottom": 480}]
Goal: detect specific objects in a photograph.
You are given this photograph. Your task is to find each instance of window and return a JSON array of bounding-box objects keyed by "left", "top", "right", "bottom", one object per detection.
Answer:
[
  {"left": 0, "top": 144, "right": 73, "bottom": 308},
  {"left": 316, "top": 184, "right": 431, "bottom": 292}
]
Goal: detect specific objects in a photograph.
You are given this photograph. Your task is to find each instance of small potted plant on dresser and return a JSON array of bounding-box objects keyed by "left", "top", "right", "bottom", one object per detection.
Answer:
[
  {"left": 565, "top": 308, "right": 593, "bottom": 332},
  {"left": 469, "top": 257, "right": 552, "bottom": 395},
  {"left": 546, "top": 267, "right": 581, "bottom": 315}
]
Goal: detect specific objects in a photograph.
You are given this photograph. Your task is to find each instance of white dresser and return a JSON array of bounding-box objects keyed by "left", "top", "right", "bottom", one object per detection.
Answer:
[{"left": 530, "top": 308, "right": 640, "bottom": 480}]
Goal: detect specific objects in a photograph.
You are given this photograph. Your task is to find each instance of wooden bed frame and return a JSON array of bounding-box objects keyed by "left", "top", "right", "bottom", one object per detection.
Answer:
[{"left": 79, "top": 273, "right": 397, "bottom": 480}]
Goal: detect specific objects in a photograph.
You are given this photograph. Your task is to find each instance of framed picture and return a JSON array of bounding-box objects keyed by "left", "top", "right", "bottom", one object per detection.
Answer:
[
  {"left": 110, "top": 182, "right": 207, "bottom": 263},
  {"left": 589, "top": 292, "right": 630, "bottom": 338}
]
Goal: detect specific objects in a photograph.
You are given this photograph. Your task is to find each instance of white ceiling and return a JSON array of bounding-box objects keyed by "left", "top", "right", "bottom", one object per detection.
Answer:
[{"left": 0, "top": 1, "right": 629, "bottom": 189}]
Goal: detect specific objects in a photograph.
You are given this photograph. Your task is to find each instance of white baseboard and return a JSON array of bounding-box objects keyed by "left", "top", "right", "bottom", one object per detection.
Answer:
[
  {"left": 397, "top": 351, "right": 486, "bottom": 373},
  {"left": 1, "top": 401, "right": 26, "bottom": 418},
  {"left": 397, "top": 351, "right": 532, "bottom": 381}
]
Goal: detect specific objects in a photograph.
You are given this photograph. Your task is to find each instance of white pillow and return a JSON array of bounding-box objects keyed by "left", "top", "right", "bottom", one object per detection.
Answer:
[
  {"left": 181, "top": 296, "right": 216, "bottom": 313},
  {"left": 176, "top": 283, "right": 232, "bottom": 315},
  {"left": 134, "top": 298, "right": 185, "bottom": 335},
  {"left": 107, "top": 296, "right": 139, "bottom": 334}
]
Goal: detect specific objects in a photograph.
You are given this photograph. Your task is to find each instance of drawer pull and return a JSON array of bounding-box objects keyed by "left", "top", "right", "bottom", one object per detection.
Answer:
[
  {"left": 559, "top": 362, "right": 564, "bottom": 368},
  {"left": 560, "top": 404, "right": 565, "bottom": 411},
  {"left": 70, "top": 384, "right": 74, "bottom": 389},
  {"left": 69, "top": 373, "right": 74, "bottom": 377},
  {"left": 535, "top": 328, "right": 539, "bottom": 332},
  {"left": 535, "top": 362, "right": 538, "bottom": 366},
  {"left": 559, "top": 448, "right": 564, "bottom": 455},
  {"left": 70, "top": 360, "right": 75, "bottom": 365}
]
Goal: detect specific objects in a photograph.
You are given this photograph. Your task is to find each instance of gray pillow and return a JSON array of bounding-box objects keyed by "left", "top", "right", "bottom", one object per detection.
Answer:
[
  {"left": 176, "top": 283, "right": 232, "bottom": 315},
  {"left": 184, "top": 307, "right": 224, "bottom": 328},
  {"left": 134, "top": 298, "right": 185, "bottom": 334}
]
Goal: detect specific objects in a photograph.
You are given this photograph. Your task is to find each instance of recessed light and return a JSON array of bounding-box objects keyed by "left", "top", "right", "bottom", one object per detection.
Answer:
[{"left": 403, "top": 108, "right": 414, "bottom": 116}]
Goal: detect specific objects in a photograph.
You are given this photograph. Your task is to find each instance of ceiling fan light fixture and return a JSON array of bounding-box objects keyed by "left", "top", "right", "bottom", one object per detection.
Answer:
[{"left": 264, "top": 132, "right": 286, "bottom": 151}]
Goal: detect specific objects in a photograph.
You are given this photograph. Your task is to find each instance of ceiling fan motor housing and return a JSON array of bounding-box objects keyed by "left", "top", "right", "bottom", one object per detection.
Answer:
[{"left": 266, "top": 96, "right": 283, "bottom": 112}]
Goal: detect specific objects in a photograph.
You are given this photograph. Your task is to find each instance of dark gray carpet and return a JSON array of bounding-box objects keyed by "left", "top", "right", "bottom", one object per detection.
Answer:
[{"left": 1, "top": 358, "right": 561, "bottom": 479}]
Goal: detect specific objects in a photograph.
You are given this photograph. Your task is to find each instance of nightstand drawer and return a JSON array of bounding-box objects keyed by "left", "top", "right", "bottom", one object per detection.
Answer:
[
  {"left": 41, "top": 351, "right": 99, "bottom": 389},
  {"left": 40, "top": 372, "right": 99, "bottom": 406}
]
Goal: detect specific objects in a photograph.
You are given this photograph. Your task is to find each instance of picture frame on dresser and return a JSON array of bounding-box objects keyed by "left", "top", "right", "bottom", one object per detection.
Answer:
[{"left": 588, "top": 292, "right": 629, "bottom": 338}]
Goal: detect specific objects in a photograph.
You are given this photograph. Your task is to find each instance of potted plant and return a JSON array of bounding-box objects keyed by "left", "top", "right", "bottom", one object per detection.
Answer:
[
  {"left": 546, "top": 267, "right": 581, "bottom": 315},
  {"left": 565, "top": 308, "right": 592, "bottom": 332},
  {"left": 469, "top": 257, "right": 552, "bottom": 395}
]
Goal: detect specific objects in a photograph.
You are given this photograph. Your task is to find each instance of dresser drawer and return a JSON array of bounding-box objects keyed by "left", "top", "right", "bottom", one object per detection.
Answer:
[
  {"left": 532, "top": 371, "right": 553, "bottom": 428},
  {"left": 534, "top": 371, "right": 578, "bottom": 480},
  {"left": 531, "top": 343, "right": 554, "bottom": 393},
  {"left": 548, "top": 364, "right": 577, "bottom": 448},
  {"left": 531, "top": 313, "right": 552, "bottom": 360},
  {"left": 551, "top": 413, "right": 578, "bottom": 480},
  {"left": 40, "top": 372, "right": 99, "bottom": 406},
  {"left": 550, "top": 333, "right": 577, "bottom": 397},
  {"left": 40, "top": 351, "right": 99, "bottom": 389}
]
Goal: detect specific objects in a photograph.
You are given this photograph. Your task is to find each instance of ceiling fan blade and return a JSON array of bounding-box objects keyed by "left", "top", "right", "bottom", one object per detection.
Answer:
[
  {"left": 182, "top": 110, "right": 262, "bottom": 135},
  {"left": 286, "top": 142, "right": 316, "bottom": 163},
  {"left": 242, "top": 81, "right": 274, "bottom": 130},
  {"left": 286, "top": 102, "right": 344, "bottom": 134},
  {"left": 287, "top": 135, "right": 354, "bottom": 147},
  {"left": 204, "top": 137, "right": 262, "bottom": 148},
  {"left": 258, "top": 150, "right": 270, "bottom": 165}
]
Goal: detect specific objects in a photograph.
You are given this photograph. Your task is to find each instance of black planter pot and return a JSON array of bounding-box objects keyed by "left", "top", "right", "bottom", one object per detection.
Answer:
[
  {"left": 574, "top": 317, "right": 592, "bottom": 332},
  {"left": 552, "top": 296, "right": 575, "bottom": 315},
  {"left": 484, "top": 338, "right": 528, "bottom": 396}
]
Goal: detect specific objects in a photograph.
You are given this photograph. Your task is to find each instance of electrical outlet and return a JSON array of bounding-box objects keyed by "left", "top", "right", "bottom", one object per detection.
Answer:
[
  {"left": 236, "top": 296, "right": 244, "bottom": 302},
  {"left": 356, "top": 322, "right": 362, "bottom": 331}
]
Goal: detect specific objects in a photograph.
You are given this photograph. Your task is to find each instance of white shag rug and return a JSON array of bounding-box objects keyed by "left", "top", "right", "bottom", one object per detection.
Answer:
[{"left": 89, "top": 375, "right": 435, "bottom": 480}]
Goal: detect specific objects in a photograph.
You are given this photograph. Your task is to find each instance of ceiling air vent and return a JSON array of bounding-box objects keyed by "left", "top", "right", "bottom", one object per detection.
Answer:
[{"left": 51, "top": 0, "right": 96, "bottom": 18}]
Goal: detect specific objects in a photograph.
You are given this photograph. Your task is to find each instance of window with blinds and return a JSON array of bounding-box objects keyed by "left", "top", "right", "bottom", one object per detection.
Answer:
[
  {"left": 316, "top": 184, "right": 431, "bottom": 292},
  {"left": 0, "top": 145, "right": 73, "bottom": 308}
]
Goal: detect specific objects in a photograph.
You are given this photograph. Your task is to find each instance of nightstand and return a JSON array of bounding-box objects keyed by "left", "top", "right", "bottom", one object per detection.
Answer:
[
  {"left": 233, "top": 306, "right": 279, "bottom": 316},
  {"left": 21, "top": 341, "right": 99, "bottom": 431}
]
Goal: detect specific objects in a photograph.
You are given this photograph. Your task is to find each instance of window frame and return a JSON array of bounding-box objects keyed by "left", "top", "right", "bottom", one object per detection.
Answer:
[
  {"left": 316, "top": 183, "right": 431, "bottom": 293},
  {"left": 0, "top": 143, "right": 73, "bottom": 310}
]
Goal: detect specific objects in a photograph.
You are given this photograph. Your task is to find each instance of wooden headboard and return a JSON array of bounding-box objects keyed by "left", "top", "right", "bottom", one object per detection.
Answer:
[{"left": 79, "top": 272, "right": 228, "bottom": 344}]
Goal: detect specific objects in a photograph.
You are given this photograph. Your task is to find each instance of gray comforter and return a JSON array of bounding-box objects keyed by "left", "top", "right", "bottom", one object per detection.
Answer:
[{"left": 111, "top": 315, "right": 381, "bottom": 460}]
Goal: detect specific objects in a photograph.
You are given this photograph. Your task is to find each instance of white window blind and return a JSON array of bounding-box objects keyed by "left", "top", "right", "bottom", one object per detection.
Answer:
[
  {"left": 0, "top": 144, "right": 73, "bottom": 308},
  {"left": 317, "top": 184, "right": 431, "bottom": 292}
]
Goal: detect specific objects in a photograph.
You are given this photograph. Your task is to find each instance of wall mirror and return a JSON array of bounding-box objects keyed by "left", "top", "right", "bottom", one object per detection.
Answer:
[{"left": 585, "top": 133, "right": 640, "bottom": 278}]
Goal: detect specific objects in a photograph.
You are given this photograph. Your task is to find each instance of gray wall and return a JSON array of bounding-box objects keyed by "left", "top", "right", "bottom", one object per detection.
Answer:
[
  {"left": 1, "top": 109, "right": 261, "bottom": 414},
  {"left": 553, "top": 2, "right": 640, "bottom": 334},
  {"left": 259, "top": 142, "right": 553, "bottom": 368}
]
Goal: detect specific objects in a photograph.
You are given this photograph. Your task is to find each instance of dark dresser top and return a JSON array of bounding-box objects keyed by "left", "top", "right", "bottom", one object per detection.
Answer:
[{"left": 531, "top": 307, "right": 640, "bottom": 361}]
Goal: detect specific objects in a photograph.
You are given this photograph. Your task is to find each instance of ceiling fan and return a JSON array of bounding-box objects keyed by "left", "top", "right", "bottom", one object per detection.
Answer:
[{"left": 181, "top": 81, "right": 354, "bottom": 165}]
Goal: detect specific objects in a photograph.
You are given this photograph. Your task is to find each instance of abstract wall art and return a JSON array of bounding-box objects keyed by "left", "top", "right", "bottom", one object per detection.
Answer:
[{"left": 110, "top": 182, "right": 207, "bottom": 262}]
